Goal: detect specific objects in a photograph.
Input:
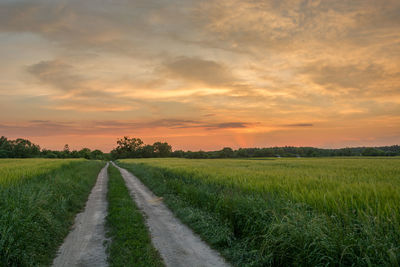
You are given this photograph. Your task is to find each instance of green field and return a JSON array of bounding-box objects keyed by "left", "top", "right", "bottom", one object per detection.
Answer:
[
  {"left": 119, "top": 157, "right": 400, "bottom": 266},
  {"left": 0, "top": 158, "right": 83, "bottom": 185},
  {"left": 0, "top": 159, "right": 105, "bottom": 266},
  {"left": 1, "top": 157, "right": 399, "bottom": 266}
]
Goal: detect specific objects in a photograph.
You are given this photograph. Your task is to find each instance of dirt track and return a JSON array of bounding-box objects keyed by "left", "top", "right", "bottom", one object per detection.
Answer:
[
  {"left": 52, "top": 163, "right": 109, "bottom": 267},
  {"left": 113, "top": 162, "right": 229, "bottom": 267}
]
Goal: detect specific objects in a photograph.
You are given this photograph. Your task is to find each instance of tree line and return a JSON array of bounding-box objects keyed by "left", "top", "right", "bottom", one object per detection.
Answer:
[
  {"left": 110, "top": 137, "right": 400, "bottom": 158},
  {"left": 171, "top": 145, "right": 400, "bottom": 158},
  {"left": 0, "top": 136, "right": 107, "bottom": 160},
  {"left": 1, "top": 135, "right": 399, "bottom": 159}
]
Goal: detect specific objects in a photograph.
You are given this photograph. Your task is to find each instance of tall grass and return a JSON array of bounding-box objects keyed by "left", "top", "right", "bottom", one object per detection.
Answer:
[
  {"left": 119, "top": 157, "right": 400, "bottom": 266},
  {"left": 0, "top": 159, "right": 105, "bottom": 266}
]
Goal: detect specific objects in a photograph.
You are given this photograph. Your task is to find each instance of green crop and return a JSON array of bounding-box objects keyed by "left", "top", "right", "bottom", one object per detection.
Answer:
[
  {"left": 119, "top": 157, "right": 400, "bottom": 266},
  {"left": 0, "top": 159, "right": 105, "bottom": 266},
  {"left": 0, "top": 158, "right": 85, "bottom": 185}
]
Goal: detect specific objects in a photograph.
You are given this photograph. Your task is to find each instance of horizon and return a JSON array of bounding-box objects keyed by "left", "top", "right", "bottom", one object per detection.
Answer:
[
  {"left": 1, "top": 0, "right": 399, "bottom": 151},
  {"left": 2, "top": 135, "right": 399, "bottom": 154}
]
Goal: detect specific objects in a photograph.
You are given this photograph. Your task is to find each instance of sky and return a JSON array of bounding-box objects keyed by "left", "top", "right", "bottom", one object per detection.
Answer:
[{"left": 0, "top": 0, "right": 399, "bottom": 152}]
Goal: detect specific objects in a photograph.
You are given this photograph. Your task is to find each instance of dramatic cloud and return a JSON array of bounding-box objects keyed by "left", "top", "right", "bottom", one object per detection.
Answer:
[{"left": 0, "top": 0, "right": 399, "bottom": 150}]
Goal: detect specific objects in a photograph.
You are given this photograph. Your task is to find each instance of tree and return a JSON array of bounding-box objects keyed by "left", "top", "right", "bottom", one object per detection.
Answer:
[
  {"left": 70, "top": 150, "right": 80, "bottom": 158},
  {"left": 90, "top": 149, "right": 104, "bottom": 160},
  {"left": 10, "top": 138, "right": 40, "bottom": 158},
  {"left": 60, "top": 144, "right": 71, "bottom": 158},
  {"left": 153, "top": 142, "right": 172, "bottom": 157},
  {"left": 63, "top": 144, "right": 70, "bottom": 152},
  {"left": 219, "top": 147, "right": 234, "bottom": 158},
  {"left": 78, "top": 148, "right": 92, "bottom": 159},
  {"left": 0, "top": 136, "right": 11, "bottom": 158},
  {"left": 171, "top": 150, "right": 185, "bottom": 158},
  {"left": 112, "top": 136, "right": 144, "bottom": 158},
  {"left": 141, "top": 145, "right": 155, "bottom": 158}
]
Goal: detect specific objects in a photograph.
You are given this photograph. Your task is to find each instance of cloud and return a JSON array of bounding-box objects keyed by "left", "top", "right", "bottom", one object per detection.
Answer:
[
  {"left": 0, "top": 120, "right": 73, "bottom": 137},
  {"left": 135, "top": 119, "right": 201, "bottom": 129},
  {"left": 283, "top": 123, "right": 314, "bottom": 127},
  {"left": 26, "top": 60, "right": 83, "bottom": 92},
  {"left": 171, "top": 121, "right": 253, "bottom": 130},
  {"left": 0, "top": 118, "right": 255, "bottom": 138},
  {"left": 162, "top": 56, "right": 236, "bottom": 87},
  {"left": 25, "top": 59, "right": 143, "bottom": 112},
  {"left": 206, "top": 122, "right": 250, "bottom": 129},
  {"left": 1, "top": 0, "right": 399, "bottom": 59},
  {"left": 0, "top": 0, "right": 202, "bottom": 58},
  {"left": 303, "top": 63, "right": 385, "bottom": 89},
  {"left": 196, "top": 0, "right": 400, "bottom": 54},
  {"left": 302, "top": 62, "right": 400, "bottom": 98},
  {"left": 94, "top": 119, "right": 253, "bottom": 131},
  {"left": 0, "top": 1, "right": 125, "bottom": 47}
]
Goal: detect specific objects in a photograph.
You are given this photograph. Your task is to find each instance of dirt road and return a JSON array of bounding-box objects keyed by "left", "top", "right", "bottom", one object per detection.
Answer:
[
  {"left": 112, "top": 162, "right": 229, "bottom": 267},
  {"left": 52, "top": 163, "right": 109, "bottom": 267}
]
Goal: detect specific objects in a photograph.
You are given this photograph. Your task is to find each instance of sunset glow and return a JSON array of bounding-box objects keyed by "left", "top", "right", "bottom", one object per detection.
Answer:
[{"left": 1, "top": 0, "right": 399, "bottom": 151}]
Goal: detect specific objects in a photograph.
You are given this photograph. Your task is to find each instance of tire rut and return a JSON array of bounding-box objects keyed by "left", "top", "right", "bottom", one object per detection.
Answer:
[
  {"left": 52, "top": 163, "right": 109, "bottom": 267},
  {"left": 112, "top": 162, "right": 229, "bottom": 267}
]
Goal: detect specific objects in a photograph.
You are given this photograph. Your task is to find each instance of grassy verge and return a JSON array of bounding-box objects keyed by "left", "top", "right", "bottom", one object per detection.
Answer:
[
  {"left": 117, "top": 159, "right": 400, "bottom": 267},
  {"left": 106, "top": 164, "right": 164, "bottom": 267},
  {"left": 0, "top": 160, "right": 105, "bottom": 266}
]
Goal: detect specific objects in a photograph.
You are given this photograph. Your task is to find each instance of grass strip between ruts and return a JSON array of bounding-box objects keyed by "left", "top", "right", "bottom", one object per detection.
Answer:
[{"left": 106, "top": 164, "right": 164, "bottom": 267}]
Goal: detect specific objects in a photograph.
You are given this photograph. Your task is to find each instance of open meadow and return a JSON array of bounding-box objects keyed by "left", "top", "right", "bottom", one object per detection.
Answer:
[{"left": 119, "top": 157, "right": 400, "bottom": 266}]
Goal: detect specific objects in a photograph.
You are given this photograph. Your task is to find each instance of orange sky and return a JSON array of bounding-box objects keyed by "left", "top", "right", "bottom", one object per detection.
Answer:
[{"left": 0, "top": 0, "right": 399, "bottom": 152}]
